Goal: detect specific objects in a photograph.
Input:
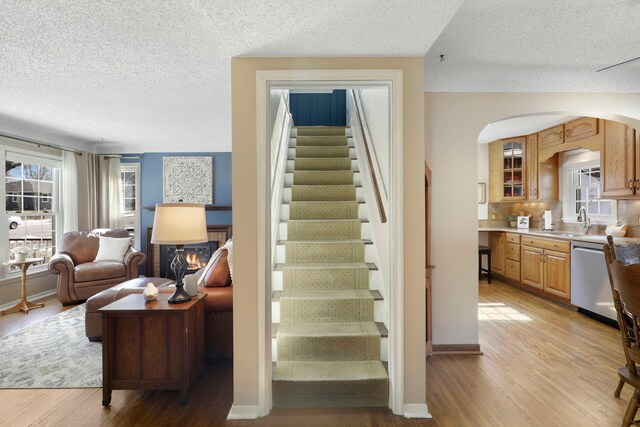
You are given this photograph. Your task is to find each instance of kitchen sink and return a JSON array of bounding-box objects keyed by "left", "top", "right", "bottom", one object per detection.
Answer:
[{"left": 539, "top": 231, "right": 582, "bottom": 238}]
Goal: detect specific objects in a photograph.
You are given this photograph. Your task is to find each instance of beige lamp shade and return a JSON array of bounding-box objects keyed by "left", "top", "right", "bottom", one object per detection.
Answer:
[{"left": 150, "top": 203, "right": 208, "bottom": 245}]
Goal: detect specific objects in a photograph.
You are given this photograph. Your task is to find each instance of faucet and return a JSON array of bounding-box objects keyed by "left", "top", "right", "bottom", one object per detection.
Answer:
[{"left": 578, "top": 206, "right": 592, "bottom": 235}]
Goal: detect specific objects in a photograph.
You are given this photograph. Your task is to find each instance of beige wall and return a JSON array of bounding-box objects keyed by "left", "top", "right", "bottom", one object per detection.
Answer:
[
  {"left": 232, "top": 57, "right": 426, "bottom": 411},
  {"left": 425, "top": 92, "right": 640, "bottom": 346}
]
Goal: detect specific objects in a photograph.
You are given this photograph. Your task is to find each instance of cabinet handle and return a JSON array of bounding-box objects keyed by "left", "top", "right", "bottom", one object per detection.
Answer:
[
  {"left": 534, "top": 188, "right": 537, "bottom": 196},
  {"left": 629, "top": 179, "right": 634, "bottom": 191},
  {"left": 565, "top": 129, "right": 570, "bottom": 138},
  {"left": 559, "top": 131, "right": 564, "bottom": 140},
  {"left": 635, "top": 179, "right": 639, "bottom": 190}
]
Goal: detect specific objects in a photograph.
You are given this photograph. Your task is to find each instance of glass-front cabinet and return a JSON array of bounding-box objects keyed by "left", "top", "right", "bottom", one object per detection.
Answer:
[{"left": 502, "top": 137, "right": 526, "bottom": 200}]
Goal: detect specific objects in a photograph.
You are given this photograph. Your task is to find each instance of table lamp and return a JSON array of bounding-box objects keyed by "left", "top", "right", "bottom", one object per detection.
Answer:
[{"left": 150, "top": 203, "right": 207, "bottom": 303}]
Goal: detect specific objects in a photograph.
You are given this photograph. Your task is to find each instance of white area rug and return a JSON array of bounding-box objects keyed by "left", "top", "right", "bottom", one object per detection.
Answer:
[{"left": 0, "top": 305, "right": 102, "bottom": 388}]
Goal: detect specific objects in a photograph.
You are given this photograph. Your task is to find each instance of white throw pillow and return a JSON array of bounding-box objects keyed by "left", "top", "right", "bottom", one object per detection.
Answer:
[{"left": 94, "top": 236, "right": 131, "bottom": 263}]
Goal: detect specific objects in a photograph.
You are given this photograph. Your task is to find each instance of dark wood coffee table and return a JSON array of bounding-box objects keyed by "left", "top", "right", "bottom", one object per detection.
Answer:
[{"left": 100, "top": 292, "right": 206, "bottom": 406}]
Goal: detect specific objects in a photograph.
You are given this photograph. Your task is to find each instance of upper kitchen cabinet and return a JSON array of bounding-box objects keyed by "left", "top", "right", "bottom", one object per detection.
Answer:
[
  {"left": 499, "top": 137, "right": 526, "bottom": 200},
  {"left": 565, "top": 117, "right": 598, "bottom": 143},
  {"left": 601, "top": 120, "right": 637, "bottom": 198},
  {"left": 526, "top": 133, "right": 558, "bottom": 201},
  {"left": 539, "top": 125, "right": 564, "bottom": 149}
]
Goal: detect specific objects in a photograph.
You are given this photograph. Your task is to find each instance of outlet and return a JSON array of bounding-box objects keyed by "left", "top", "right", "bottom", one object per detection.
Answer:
[{"left": 491, "top": 214, "right": 497, "bottom": 220}]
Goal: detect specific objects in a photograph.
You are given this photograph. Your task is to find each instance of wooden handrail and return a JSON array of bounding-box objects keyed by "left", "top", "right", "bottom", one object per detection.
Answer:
[{"left": 351, "top": 90, "right": 387, "bottom": 224}]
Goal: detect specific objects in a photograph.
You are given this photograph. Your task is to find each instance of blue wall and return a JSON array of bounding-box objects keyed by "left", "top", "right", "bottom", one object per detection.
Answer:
[
  {"left": 122, "top": 152, "right": 232, "bottom": 275},
  {"left": 289, "top": 90, "right": 346, "bottom": 126}
]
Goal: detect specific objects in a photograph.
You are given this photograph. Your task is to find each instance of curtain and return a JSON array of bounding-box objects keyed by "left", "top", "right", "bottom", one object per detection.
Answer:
[
  {"left": 62, "top": 151, "right": 79, "bottom": 232},
  {"left": 98, "top": 156, "right": 122, "bottom": 229}
]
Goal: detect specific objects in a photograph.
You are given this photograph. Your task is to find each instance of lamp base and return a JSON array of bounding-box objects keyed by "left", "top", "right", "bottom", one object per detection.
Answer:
[{"left": 168, "top": 284, "right": 192, "bottom": 304}]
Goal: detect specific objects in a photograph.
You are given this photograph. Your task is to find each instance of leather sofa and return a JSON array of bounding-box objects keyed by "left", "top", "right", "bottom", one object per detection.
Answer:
[
  {"left": 48, "top": 229, "right": 146, "bottom": 305},
  {"left": 85, "top": 277, "right": 233, "bottom": 360}
]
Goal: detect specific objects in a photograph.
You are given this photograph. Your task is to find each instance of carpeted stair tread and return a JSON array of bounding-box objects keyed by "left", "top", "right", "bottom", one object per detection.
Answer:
[
  {"left": 294, "top": 158, "right": 352, "bottom": 171},
  {"left": 285, "top": 240, "right": 364, "bottom": 263},
  {"left": 280, "top": 289, "right": 374, "bottom": 300},
  {"left": 295, "top": 136, "right": 349, "bottom": 146},
  {"left": 287, "top": 219, "right": 361, "bottom": 240},
  {"left": 276, "top": 322, "right": 381, "bottom": 361},
  {"left": 291, "top": 185, "right": 356, "bottom": 202},
  {"left": 295, "top": 127, "right": 348, "bottom": 136},
  {"left": 274, "top": 262, "right": 378, "bottom": 271},
  {"left": 293, "top": 170, "right": 353, "bottom": 185},
  {"left": 288, "top": 201, "right": 359, "bottom": 219},
  {"left": 280, "top": 290, "right": 374, "bottom": 322},
  {"left": 272, "top": 360, "right": 388, "bottom": 408},
  {"left": 295, "top": 146, "right": 350, "bottom": 158},
  {"left": 273, "top": 290, "right": 382, "bottom": 301}
]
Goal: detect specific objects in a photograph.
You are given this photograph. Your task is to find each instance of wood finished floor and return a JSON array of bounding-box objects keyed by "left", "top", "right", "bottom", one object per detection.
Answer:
[{"left": 0, "top": 280, "right": 630, "bottom": 426}]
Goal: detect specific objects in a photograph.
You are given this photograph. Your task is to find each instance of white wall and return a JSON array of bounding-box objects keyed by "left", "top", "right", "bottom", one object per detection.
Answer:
[
  {"left": 358, "top": 88, "right": 390, "bottom": 200},
  {"left": 477, "top": 143, "right": 489, "bottom": 220},
  {"left": 425, "top": 92, "right": 640, "bottom": 346}
]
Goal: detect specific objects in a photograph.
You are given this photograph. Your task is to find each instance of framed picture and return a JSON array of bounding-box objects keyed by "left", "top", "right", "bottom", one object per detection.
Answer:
[
  {"left": 517, "top": 216, "right": 530, "bottom": 229},
  {"left": 163, "top": 156, "right": 213, "bottom": 204},
  {"left": 478, "top": 183, "right": 487, "bottom": 204}
]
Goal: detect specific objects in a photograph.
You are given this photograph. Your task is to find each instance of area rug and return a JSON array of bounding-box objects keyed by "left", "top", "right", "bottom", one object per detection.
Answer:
[{"left": 0, "top": 305, "right": 102, "bottom": 388}]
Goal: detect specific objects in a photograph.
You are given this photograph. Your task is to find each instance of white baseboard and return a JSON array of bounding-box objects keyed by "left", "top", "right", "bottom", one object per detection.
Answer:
[
  {"left": 404, "top": 403, "right": 432, "bottom": 419},
  {"left": 0, "top": 289, "right": 56, "bottom": 311},
  {"left": 227, "top": 404, "right": 260, "bottom": 420}
]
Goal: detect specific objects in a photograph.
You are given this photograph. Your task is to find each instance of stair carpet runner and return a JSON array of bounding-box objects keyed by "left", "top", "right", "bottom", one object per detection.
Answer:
[{"left": 272, "top": 126, "right": 389, "bottom": 408}]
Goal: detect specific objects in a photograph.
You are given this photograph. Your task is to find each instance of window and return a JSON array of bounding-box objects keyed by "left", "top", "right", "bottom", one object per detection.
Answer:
[
  {"left": 120, "top": 164, "right": 140, "bottom": 249},
  {"left": 562, "top": 160, "right": 616, "bottom": 223},
  {"left": 6, "top": 157, "right": 61, "bottom": 266}
]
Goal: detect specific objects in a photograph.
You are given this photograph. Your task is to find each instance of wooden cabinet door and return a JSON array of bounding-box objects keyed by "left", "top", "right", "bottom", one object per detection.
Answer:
[
  {"left": 489, "top": 232, "right": 505, "bottom": 275},
  {"left": 538, "top": 154, "right": 559, "bottom": 201},
  {"left": 526, "top": 133, "right": 538, "bottom": 200},
  {"left": 539, "top": 125, "right": 564, "bottom": 149},
  {"left": 505, "top": 260, "right": 521, "bottom": 282},
  {"left": 565, "top": 117, "right": 598, "bottom": 143},
  {"left": 543, "top": 250, "right": 571, "bottom": 299},
  {"left": 488, "top": 140, "right": 504, "bottom": 203},
  {"left": 521, "top": 246, "right": 543, "bottom": 289},
  {"left": 601, "top": 120, "right": 635, "bottom": 197}
]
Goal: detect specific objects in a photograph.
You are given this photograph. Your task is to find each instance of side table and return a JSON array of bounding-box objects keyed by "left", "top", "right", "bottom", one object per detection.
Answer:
[
  {"left": 1, "top": 258, "right": 45, "bottom": 315},
  {"left": 100, "top": 292, "right": 206, "bottom": 406}
]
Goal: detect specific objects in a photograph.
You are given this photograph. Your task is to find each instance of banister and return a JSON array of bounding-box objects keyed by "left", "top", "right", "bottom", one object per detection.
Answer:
[{"left": 351, "top": 89, "right": 387, "bottom": 224}]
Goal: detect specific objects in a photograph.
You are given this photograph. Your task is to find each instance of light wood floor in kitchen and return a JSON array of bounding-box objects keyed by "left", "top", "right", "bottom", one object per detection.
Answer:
[{"left": 0, "top": 279, "right": 629, "bottom": 426}]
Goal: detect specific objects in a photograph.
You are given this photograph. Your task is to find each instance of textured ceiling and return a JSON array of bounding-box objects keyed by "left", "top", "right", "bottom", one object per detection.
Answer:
[
  {"left": 0, "top": 0, "right": 463, "bottom": 153},
  {"left": 426, "top": 0, "right": 640, "bottom": 92},
  {"left": 478, "top": 115, "right": 578, "bottom": 144}
]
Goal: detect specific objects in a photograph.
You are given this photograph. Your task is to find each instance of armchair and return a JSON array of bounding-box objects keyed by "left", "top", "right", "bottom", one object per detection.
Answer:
[{"left": 48, "top": 229, "right": 145, "bottom": 305}]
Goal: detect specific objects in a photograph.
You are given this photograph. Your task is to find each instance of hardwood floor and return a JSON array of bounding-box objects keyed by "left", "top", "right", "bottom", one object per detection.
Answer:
[{"left": 0, "top": 280, "right": 630, "bottom": 426}]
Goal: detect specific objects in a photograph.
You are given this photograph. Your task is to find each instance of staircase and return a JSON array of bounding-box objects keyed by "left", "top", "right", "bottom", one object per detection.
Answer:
[{"left": 272, "top": 126, "right": 389, "bottom": 408}]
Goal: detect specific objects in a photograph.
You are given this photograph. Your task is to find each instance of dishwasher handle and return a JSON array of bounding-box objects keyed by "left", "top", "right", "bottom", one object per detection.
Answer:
[{"left": 573, "top": 247, "right": 605, "bottom": 255}]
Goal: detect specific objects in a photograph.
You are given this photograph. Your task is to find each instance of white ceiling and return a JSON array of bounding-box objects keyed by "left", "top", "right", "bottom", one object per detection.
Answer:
[
  {"left": 477, "top": 115, "right": 578, "bottom": 144},
  {"left": 425, "top": 0, "right": 640, "bottom": 92},
  {"left": 2, "top": 1, "right": 639, "bottom": 154},
  {"left": 0, "top": 0, "right": 463, "bottom": 153}
]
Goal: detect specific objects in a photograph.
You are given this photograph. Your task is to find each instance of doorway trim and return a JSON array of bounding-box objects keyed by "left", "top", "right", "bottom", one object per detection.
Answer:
[{"left": 255, "top": 69, "right": 404, "bottom": 416}]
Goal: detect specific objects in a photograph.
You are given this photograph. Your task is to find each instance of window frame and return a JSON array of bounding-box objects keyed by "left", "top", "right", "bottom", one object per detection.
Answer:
[
  {"left": 561, "top": 159, "right": 617, "bottom": 224},
  {"left": 120, "top": 163, "right": 141, "bottom": 250},
  {"left": 1, "top": 147, "right": 63, "bottom": 278}
]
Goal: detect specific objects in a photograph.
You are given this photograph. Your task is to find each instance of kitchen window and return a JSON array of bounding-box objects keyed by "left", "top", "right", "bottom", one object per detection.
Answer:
[
  {"left": 562, "top": 159, "right": 616, "bottom": 224},
  {"left": 5, "top": 155, "right": 62, "bottom": 267}
]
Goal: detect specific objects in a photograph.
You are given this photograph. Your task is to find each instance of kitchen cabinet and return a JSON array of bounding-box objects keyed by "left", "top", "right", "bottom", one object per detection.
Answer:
[
  {"left": 504, "top": 233, "right": 521, "bottom": 282},
  {"left": 520, "top": 236, "right": 571, "bottom": 301},
  {"left": 565, "top": 117, "right": 598, "bottom": 143},
  {"left": 601, "top": 120, "right": 637, "bottom": 198},
  {"left": 488, "top": 138, "right": 526, "bottom": 202},
  {"left": 526, "top": 132, "right": 559, "bottom": 201},
  {"left": 526, "top": 133, "right": 538, "bottom": 200},
  {"left": 489, "top": 232, "right": 505, "bottom": 275},
  {"left": 539, "top": 125, "right": 564, "bottom": 149}
]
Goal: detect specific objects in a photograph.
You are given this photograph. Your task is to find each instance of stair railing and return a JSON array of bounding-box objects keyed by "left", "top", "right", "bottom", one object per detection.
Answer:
[
  {"left": 350, "top": 89, "right": 388, "bottom": 223},
  {"left": 270, "top": 92, "right": 293, "bottom": 260}
]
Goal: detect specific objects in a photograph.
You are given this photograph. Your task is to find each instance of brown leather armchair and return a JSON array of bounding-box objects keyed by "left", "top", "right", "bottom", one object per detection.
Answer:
[{"left": 48, "top": 229, "right": 146, "bottom": 305}]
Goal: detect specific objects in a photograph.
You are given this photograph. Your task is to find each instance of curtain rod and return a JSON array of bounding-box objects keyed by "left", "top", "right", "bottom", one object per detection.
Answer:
[
  {"left": 0, "top": 131, "right": 83, "bottom": 155},
  {"left": 103, "top": 154, "right": 142, "bottom": 159}
]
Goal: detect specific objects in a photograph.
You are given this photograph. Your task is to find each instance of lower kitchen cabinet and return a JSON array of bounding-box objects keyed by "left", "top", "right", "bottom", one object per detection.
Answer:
[
  {"left": 543, "top": 250, "right": 571, "bottom": 299},
  {"left": 489, "top": 232, "right": 505, "bottom": 275},
  {"left": 521, "top": 246, "right": 544, "bottom": 289}
]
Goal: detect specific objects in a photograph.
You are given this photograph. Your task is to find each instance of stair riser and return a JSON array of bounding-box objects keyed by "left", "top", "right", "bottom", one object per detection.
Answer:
[
  {"left": 286, "top": 220, "right": 362, "bottom": 241},
  {"left": 292, "top": 128, "right": 352, "bottom": 137},
  {"left": 287, "top": 159, "right": 358, "bottom": 172},
  {"left": 272, "top": 269, "right": 381, "bottom": 292},
  {"left": 286, "top": 172, "right": 360, "bottom": 186},
  {"left": 293, "top": 136, "right": 351, "bottom": 146},
  {"left": 272, "top": 336, "right": 389, "bottom": 362},
  {"left": 288, "top": 147, "right": 356, "bottom": 159},
  {"left": 285, "top": 241, "right": 364, "bottom": 263},
  {"left": 276, "top": 244, "right": 374, "bottom": 264},
  {"left": 280, "top": 221, "right": 370, "bottom": 240},
  {"left": 283, "top": 187, "right": 364, "bottom": 203},
  {"left": 272, "top": 299, "right": 385, "bottom": 323},
  {"left": 280, "top": 298, "right": 373, "bottom": 322},
  {"left": 281, "top": 203, "right": 367, "bottom": 221},
  {"left": 277, "top": 335, "right": 380, "bottom": 361},
  {"left": 272, "top": 379, "right": 389, "bottom": 408}
]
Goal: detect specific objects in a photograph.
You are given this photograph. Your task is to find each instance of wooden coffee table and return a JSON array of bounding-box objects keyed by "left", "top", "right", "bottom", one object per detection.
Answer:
[
  {"left": 1, "top": 258, "right": 45, "bottom": 315},
  {"left": 100, "top": 292, "right": 206, "bottom": 406}
]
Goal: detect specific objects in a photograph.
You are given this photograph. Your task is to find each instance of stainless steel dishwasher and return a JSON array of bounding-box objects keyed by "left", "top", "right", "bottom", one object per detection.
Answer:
[{"left": 570, "top": 240, "right": 616, "bottom": 322}]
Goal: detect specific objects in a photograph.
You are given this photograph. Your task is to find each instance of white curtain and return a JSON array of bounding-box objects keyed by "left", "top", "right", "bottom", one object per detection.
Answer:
[
  {"left": 98, "top": 156, "right": 122, "bottom": 229},
  {"left": 62, "top": 151, "right": 79, "bottom": 232}
]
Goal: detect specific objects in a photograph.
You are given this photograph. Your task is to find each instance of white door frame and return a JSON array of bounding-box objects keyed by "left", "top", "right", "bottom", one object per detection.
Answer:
[{"left": 255, "top": 69, "right": 405, "bottom": 416}]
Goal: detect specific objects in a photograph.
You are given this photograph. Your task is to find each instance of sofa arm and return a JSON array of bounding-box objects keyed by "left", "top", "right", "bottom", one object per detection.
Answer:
[
  {"left": 123, "top": 248, "right": 146, "bottom": 279},
  {"left": 48, "top": 253, "right": 77, "bottom": 305}
]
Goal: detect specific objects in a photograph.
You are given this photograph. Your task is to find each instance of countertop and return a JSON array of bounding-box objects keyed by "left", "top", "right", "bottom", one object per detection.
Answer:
[{"left": 478, "top": 227, "right": 640, "bottom": 245}]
